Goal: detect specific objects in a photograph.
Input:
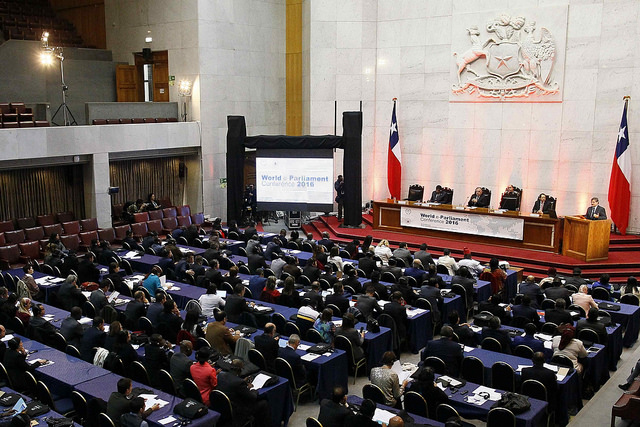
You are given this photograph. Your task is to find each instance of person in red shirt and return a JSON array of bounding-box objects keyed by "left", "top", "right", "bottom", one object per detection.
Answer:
[{"left": 189, "top": 347, "right": 219, "bottom": 407}]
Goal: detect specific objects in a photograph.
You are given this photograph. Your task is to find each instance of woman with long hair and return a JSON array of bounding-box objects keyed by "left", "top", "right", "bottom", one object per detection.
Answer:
[
  {"left": 313, "top": 308, "right": 336, "bottom": 343},
  {"left": 374, "top": 239, "right": 393, "bottom": 265},
  {"left": 552, "top": 324, "right": 587, "bottom": 373},
  {"left": 621, "top": 276, "right": 640, "bottom": 297}
]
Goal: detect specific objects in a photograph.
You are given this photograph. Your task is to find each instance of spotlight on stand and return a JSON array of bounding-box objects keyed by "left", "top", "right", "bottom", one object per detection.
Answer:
[
  {"left": 40, "top": 31, "right": 77, "bottom": 126},
  {"left": 178, "top": 79, "right": 192, "bottom": 122}
]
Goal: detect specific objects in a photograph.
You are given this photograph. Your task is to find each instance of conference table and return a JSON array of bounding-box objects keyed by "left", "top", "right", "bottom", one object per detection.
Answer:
[
  {"left": 0, "top": 386, "right": 81, "bottom": 426},
  {"left": 372, "top": 200, "right": 563, "bottom": 254},
  {"left": 347, "top": 395, "right": 444, "bottom": 426},
  {"left": 594, "top": 299, "right": 640, "bottom": 347},
  {"left": 460, "top": 347, "right": 580, "bottom": 426},
  {"left": 75, "top": 373, "right": 221, "bottom": 427},
  {"left": 19, "top": 335, "right": 112, "bottom": 396}
]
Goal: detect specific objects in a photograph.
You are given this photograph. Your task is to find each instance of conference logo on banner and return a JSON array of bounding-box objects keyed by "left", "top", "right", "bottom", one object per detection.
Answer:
[{"left": 400, "top": 207, "right": 525, "bottom": 240}]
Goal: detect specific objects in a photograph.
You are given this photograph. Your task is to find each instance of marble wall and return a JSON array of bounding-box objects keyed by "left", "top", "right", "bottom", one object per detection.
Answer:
[
  {"left": 105, "top": 0, "right": 286, "bottom": 218},
  {"left": 304, "top": 0, "right": 640, "bottom": 233}
]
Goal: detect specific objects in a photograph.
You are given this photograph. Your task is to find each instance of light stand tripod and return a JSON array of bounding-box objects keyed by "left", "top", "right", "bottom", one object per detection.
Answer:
[{"left": 50, "top": 51, "right": 77, "bottom": 126}]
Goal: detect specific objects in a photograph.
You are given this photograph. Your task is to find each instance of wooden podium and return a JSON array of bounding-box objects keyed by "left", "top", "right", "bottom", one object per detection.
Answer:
[{"left": 562, "top": 216, "right": 611, "bottom": 261}]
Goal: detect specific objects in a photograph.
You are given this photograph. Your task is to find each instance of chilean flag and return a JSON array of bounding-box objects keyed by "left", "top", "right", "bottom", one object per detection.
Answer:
[
  {"left": 387, "top": 100, "right": 402, "bottom": 199},
  {"left": 608, "top": 100, "right": 632, "bottom": 234}
]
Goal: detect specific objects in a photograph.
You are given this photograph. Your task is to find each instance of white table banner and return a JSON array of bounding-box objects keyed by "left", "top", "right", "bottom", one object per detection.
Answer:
[{"left": 400, "top": 206, "right": 524, "bottom": 240}]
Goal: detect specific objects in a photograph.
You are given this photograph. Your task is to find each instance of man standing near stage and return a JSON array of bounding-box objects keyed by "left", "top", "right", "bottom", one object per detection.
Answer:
[{"left": 335, "top": 175, "right": 345, "bottom": 221}]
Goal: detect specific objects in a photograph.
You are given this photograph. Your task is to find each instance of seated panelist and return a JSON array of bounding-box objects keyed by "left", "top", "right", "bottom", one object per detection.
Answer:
[
  {"left": 467, "top": 187, "right": 490, "bottom": 208},
  {"left": 429, "top": 185, "right": 448, "bottom": 203},
  {"left": 532, "top": 193, "right": 552, "bottom": 214},
  {"left": 499, "top": 185, "right": 520, "bottom": 211}
]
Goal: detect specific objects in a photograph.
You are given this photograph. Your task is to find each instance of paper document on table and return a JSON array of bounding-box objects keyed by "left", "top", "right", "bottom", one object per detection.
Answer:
[
  {"left": 556, "top": 367, "right": 569, "bottom": 381},
  {"left": 332, "top": 320, "right": 342, "bottom": 327},
  {"left": 298, "top": 344, "right": 310, "bottom": 351},
  {"left": 250, "top": 373, "right": 272, "bottom": 390},
  {"left": 543, "top": 363, "right": 558, "bottom": 372},
  {"left": 544, "top": 341, "right": 553, "bottom": 350},
  {"left": 78, "top": 317, "right": 92, "bottom": 325},
  {"left": 439, "top": 376, "right": 462, "bottom": 387},
  {"left": 301, "top": 353, "right": 321, "bottom": 361},
  {"left": 47, "top": 277, "right": 65, "bottom": 284},
  {"left": 158, "top": 416, "right": 176, "bottom": 425},
  {"left": 472, "top": 386, "right": 501, "bottom": 401},
  {"left": 1, "top": 334, "right": 13, "bottom": 342},
  {"left": 373, "top": 409, "right": 396, "bottom": 424},
  {"left": 469, "top": 325, "right": 482, "bottom": 333},
  {"left": 516, "top": 365, "right": 532, "bottom": 372},
  {"left": 463, "top": 346, "right": 475, "bottom": 352},
  {"left": 535, "top": 333, "right": 553, "bottom": 341},
  {"left": 254, "top": 306, "right": 272, "bottom": 312},
  {"left": 406, "top": 308, "right": 426, "bottom": 318},
  {"left": 81, "top": 291, "right": 91, "bottom": 299},
  {"left": 138, "top": 394, "right": 169, "bottom": 409},
  {"left": 124, "top": 251, "right": 141, "bottom": 259}
]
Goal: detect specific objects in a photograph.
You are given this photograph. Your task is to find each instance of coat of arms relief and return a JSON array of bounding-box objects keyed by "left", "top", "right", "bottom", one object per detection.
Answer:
[{"left": 452, "top": 13, "right": 561, "bottom": 100}]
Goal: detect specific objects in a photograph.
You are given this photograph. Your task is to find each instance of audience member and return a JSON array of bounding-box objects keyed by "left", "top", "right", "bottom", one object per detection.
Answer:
[
  {"left": 374, "top": 240, "right": 393, "bottom": 265},
  {"left": 356, "top": 286, "right": 382, "bottom": 319},
  {"left": 313, "top": 308, "right": 336, "bottom": 344},
  {"left": 437, "top": 249, "right": 458, "bottom": 275},
  {"left": 481, "top": 316, "right": 512, "bottom": 354},
  {"left": 421, "top": 325, "right": 463, "bottom": 377},
  {"left": 4, "top": 337, "right": 45, "bottom": 392},
  {"left": 521, "top": 352, "right": 558, "bottom": 412},
  {"left": 552, "top": 324, "right": 587, "bottom": 374},
  {"left": 278, "top": 334, "right": 307, "bottom": 387},
  {"left": 318, "top": 386, "right": 351, "bottom": 427},
  {"left": 370, "top": 351, "right": 407, "bottom": 408},
  {"left": 572, "top": 285, "right": 598, "bottom": 315},
  {"left": 170, "top": 340, "right": 194, "bottom": 397},
  {"left": 392, "top": 242, "right": 413, "bottom": 267},
  {"left": 512, "top": 323, "right": 545, "bottom": 354},
  {"left": 325, "top": 283, "right": 350, "bottom": 315},
  {"left": 254, "top": 323, "right": 279, "bottom": 372},
  {"left": 216, "top": 359, "right": 271, "bottom": 424},
  {"left": 407, "top": 366, "right": 449, "bottom": 417},
  {"left": 544, "top": 299, "right": 573, "bottom": 327},
  {"left": 199, "top": 284, "right": 225, "bottom": 316},
  {"left": 576, "top": 307, "right": 608, "bottom": 345},
  {"left": 205, "top": 310, "right": 240, "bottom": 355},
  {"left": 60, "top": 306, "right": 84, "bottom": 348},
  {"left": 190, "top": 347, "right": 219, "bottom": 407}
]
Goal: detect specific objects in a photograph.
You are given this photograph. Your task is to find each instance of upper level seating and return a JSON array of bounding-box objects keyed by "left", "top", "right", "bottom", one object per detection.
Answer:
[{"left": 0, "top": 102, "right": 49, "bottom": 128}]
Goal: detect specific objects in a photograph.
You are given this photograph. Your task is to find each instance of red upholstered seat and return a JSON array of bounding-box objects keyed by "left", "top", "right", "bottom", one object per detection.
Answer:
[
  {"left": 612, "top": 380, "right": 640, "bottom": 426},
  {"left": 147, "top": 220, "right": 163, "bottom": 234},
  {"left": 92, "top": 119, "right": 107, "bottom": 125},
  {"left": 4, "top": 230, "right": 25, "bottom": 245},
  {"left": 79, "top": 230, "right": 98, "bottom": 250},
  {"left": 60, "top": 234, "right": 80, "bottom": 251},
  {"left": 131, "top": 118, "right": 144, "bottom": 124},
  {"left": 162, "top": 207, "right": 177, "bottom": 218},
  {"left": 80, "top": 218, "right": 98, "bottom": 231},
  {"left": 43, "top": 223, "right": 63, "bottom": 238},
  {"left": 105, "top": 119, "right": 119, "bottom": 124},
  {"left": 36, "top": 214, "right": 56, "bottom": 226},
  {"left": 16, "top": 217, "right": 36, "bottom": 229},
  {"left": 0, "top": 244, "right": 21, "bottom": 268},
  {"left": 177, "top": 215, "right": 192, "bottom": 227},
  {"left": 162, "top": 217, "right": 178, "bottom": 233},
  {"left": 18, "top": 241, "right": 40, "bottom": 261},
  {"left": 148, "top": 210, "right": 163, "bottom": 221},
  {"left": 56, "top": 212, "right": 74, "bottom": 223},
  {"left": 62, "top": 221, "right": 81, "bottom": 235},
  {"left": 133, "top": 212, "right": 149, "bottom": 223},
  {"left": 131, "top": 222, "right": 148, "bottom": 239},
  {"left": 24, "top": 226, "right": 45, "bottom": 242},
  {"left": 0, "top": 220, "right": 14, "bottom": 233},
  {"left": 98, "top": 228, "right": 116, "bottom": 244},
  {"left": 0, "top": 233, "right": 4, "bottom": 246},
  {"left": 114, "top": 225, "right": 131, "bottom": 242}
]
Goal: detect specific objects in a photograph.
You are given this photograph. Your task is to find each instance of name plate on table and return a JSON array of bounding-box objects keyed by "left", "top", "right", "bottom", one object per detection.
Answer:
[{"left": 400, "top": 206, "right": 524, "bottom": 240}]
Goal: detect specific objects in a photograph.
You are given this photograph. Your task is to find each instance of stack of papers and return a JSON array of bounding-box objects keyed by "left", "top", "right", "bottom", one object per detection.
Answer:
[
  {"left": 406, "top": 308, "right": 426, "bottom": 318},
  {"left": 472, "top": 385, "right": 501, "bottom": 401},
  {"left": 391, "top": 360, "right": 417, "bottom": 383},
  {"left": 249, "top": 373, "right": 272, "bottom": 390},
  {"left": 534, "top": 333, "right": 553, "bottom": 341},
  {"left": 373, "top": 409, "right": 397, "bottom": 424},
  {"left": 123, "top": 251, "right": 141, "bottom": 259},
  {"left": 301, "top": 353, "right": 320, "bottom": 362},
  {"left": 254, "top": 306, "right": 272, "bottom": 312},
  {"left": 138, "top": 394, "right": 169, "bottom": 410}
]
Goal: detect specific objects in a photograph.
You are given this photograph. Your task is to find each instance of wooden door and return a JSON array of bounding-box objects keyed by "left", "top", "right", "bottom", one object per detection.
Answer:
[
  {"left": 116, "top": 65, "right": 139, "bottom": 102},
  {"left": 152, "top": 51, "right": 169, "bottom": 102}
]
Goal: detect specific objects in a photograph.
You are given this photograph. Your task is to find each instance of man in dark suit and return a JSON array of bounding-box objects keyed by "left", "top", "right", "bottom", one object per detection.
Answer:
[
  {"left": 477, "top": 294, "right": 510, "bottom": 323},
  {"left": 79, "top": 316, "right": 106, "bottom": 362},
  {"left": 392, "top": 242, "right": 413, "bottom": 268},
  {"left": 521, "top": 352, "right": 558, "bottom": 412},
  {"left": 325, "top": 283, "right": 350, "bottom": 315},
  {"left": 564, "top": 267, "right": 590, "bottom": 288},
  {"left": 318, "top": 386, "right": 351, "bottom": 427},
  {"left": 156, "top": 301, "right": 184, "bottom": 343},
  {"left": 356, "top": 286, "right": 382, "bottom": 319},
  {"left": 247, "top": 245, "right": 268, "bottom": 275},
  {"left": 344, "top": 398, "right": 378, "bottom": 426},
  {"left": 254, "top": 323, "right": 279, "bottom": 372},
  {"left": 58, "top": 274, "right": 84, "bottom": 311},
  {"left": 302, "top": 259, "right": 321, "bottom": 283},
  {"left": 511, "top": 295, "right": 540, "bottom": 326},
  {"left": 419, "top": 277, "right": 442, "bottom": 323},
  {"left": 60, "top": 306, "right": 84, "bottom": 348},
  {"left": 226, "top": 284, "right": 257, "bottom": 326},
  {"left": 317, "top": 232, "right": 334, "bottom": 250},
  {"left": 380, "top": 258, "right": 402, "bottom": 281},
  {"left": 517, "top": 276, "right": 544, "bottom": 307},
  {"left": 467, "top": 187, "right": 490, "bottom": 207},
  {"left": 77, "top": 252, "right": 100, "bottom": 284},
  {"left": 107, "top": 377, "right": 158, "bottom": 427},
  {"left": 217, "top": 359, "right": 270, "bottom": 422},
  {"left": 147, "top": 291, "right": 166, "bottom": 325},
  {"left": 577, "top": 307, "right": 608, "bottom": 344},
  {"left": 29, "top": 304, "right": 57, "bottom": 342},
  {"left": 89, "top": 280, "right": 110, "bottom": 314},
  {"left": 243, "top": 222, "right": 258, "bottom": 242},
  {"left": 383, "top": 291, "right": 408, "bottom": 339},
  {"left": 364, "top": 270, "right": 389, "bottom": 301},
  {"left": 170, "top": 340, "right": 194, "bottom": 397},
  {"left": 421, "top": 325, "right": 463, "bottom": 377},
  {"left": 532, "top": 193, "right": 552, "bottom": 214},
  {"left": 319, "top": 265, "right": 338, "bottom": 289},
  {"left": 481, "top": 316, "right": 512, "bottom": 354},
  {"left": 512, "top": 323, "right": 545, "bottom": 354},
  {"left": 264, "top": 237, "right": 283, "bottom": 261},
  {"left": 585, "top": 197, "right": 607, "bottom": 220},
  {"left": 358, "top": 251, "right": 378, "bottom": 279},
  {"left": 413, "top": 243, "right": 434, "bottom": 267},
  {"left": 278, "top": 334, "right": 307, "bottom": 387},
  {"left": 544, "top": 278, "right": 573, "bottom": 306},
  {"left": 124, "top": 290, "right": 148, "bottom": 329},
  {"left": 204, "top": 259, "right": 224, "bottom": 286},
  {"left": 404, "top": 259, "right": 427, "bottom": 283},
  {"left": 429, "top": 185, "right": 448, "bottom": 203},
  {"left": 544, "top": 299, "right": 573, "bottom": 326},
  {"left": 450, "top": 266, "right": 476, "bottom": 308},
  {"left": 303, "top": 282, "right": 325, "bottom": 311},
  {"left": 0, "top": 325, "right": 6, "bottom": 361},
  {"left": 448, "top": 310, "right": 479, "bottom": 347}
]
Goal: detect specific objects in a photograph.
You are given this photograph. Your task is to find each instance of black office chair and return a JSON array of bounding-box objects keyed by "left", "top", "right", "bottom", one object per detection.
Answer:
[
  {"left": 285, "top": 322, "right": 301, "bottom": 337},
  {"left": 487, "top": 407, "right": 516, "bottom": 427},
  {"left": 82, "top": 300, "right": 96, "bottom": 318},
  {"left": 210, "top": 389, "right": 254, "bottom": 427},
  {"left": 406, "top": 184, "right": 424, "bottom": 202},
  {"left": 568, "top": 304, "right": 586, "bottom": 318},
  {"left": 0, "top": 362, "right": 13, "bottom": 388},
  {"left": 491, "top": 361, "right": 515, "bottom": 392},
  {"left": 423, "top": 356, "right": 446, "bottom": 375},
  {"left": 275, "top": 357, "right": 314, "bottom": 410},
  {"left": 66, "top": 345, "right": 81, "bottom": 358},
  {"left": 521, "top": 379, "right": 554, "bottom": 427},
  {"left": 541, "top": 322, "right": 558, "bottom": 335},
  {"left": 335, "top": 335, "right": 367, "bottom": 384},
  {"left": 436, "top": 403, "right": 462, "bottom": 423},
  {"left": 381, "top": 271, "right": 397, "bottom": 283},
  {"left": 461, "top": 356, "right": 484, "bottom": 385},
  {"left": 436, "top": 264, "right": 450, "bottom": 275},
  {"left": 137, "top": 316, "right": 154, "bottom": 336},
  {"left": 326, "top": 303, "right": 342, "bottom": 317},
  {"left": 377, "top": 313, "right": 399, "bottom": 354},
  {"left": 514, "top": 345, "right": 534, "bottom": 359},
  {"left": 49, "top": 332, "right": 67, "bottom": 352},
  {"left": 36, "top": 380, "right": 74, "bottom": 415},
  {"left": 592, "top": 287, "right": 611, "bottom": 301},
  {"left": 305, "top": 328, "right": 324, "bottom": 344},
  {"left": 577, "top": 328, "right": 600, "bottom": 346},
  {"left": 404, "top": 391, "right": 428, "bottom": 417},
  {"left": 157, "top": 369, "right": 177, "bottom": 395},
  {"left": 362, "top": 383, "right": 386, "bottom": 405},
  {"left": 248, "top": 349, "right": 268, "bottom": 372},
  {"left": 182, "top": 378, "right": 203, "bottom": 403},
  {"left": 481, "top": 337, "right": 503, "bottom": 353},
  {"left": 551, "top": 354, "right": 574, "bottom": 370},
  {"left": 98, "top": 413, "right": 116, "bottom": 427},
  {"left": 442, "top": 187, "right": 454, "bottom": 204},
  {"left": 306, "top": 418, "right": 322, "bottom": 427},
  {"left": 621, "top": 294, "right": 640, "bottom": 306},
  {"left": 541, "top": 299, "right": 556, "bottom": 310},
  {"left": 499, "top": 186, "right": 521, "bottom": 211},
  {"left": 71, "top": 391, "right": 88, "bottom": 424},
  {"left": 272, "top": 312, "right": 287, "bottom": 335},
  {"left": 130, "top": 361, "right": 151, "bottom": 386}
]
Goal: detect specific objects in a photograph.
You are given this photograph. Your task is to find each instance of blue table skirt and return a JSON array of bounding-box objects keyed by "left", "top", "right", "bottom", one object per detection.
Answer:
[
  {"left": 258, "top": 376, "right": 295, "bottom": 427},
  {"left": 347, "top": 395, "right": 445, "bottom": 426},
  {"left": 0, "top": 386, "right": 82, "bottom": 426},
  {"left": 75, "top": 373, "right": 220, "bottom": 427},
  {"left": 595, "top": 299, "right": 640, "bottom": 347}
]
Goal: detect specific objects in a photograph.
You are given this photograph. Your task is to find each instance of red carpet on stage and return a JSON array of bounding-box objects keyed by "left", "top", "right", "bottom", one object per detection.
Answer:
[{"left": 299, "top": 214, "right": 640, "bottom": 282}]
